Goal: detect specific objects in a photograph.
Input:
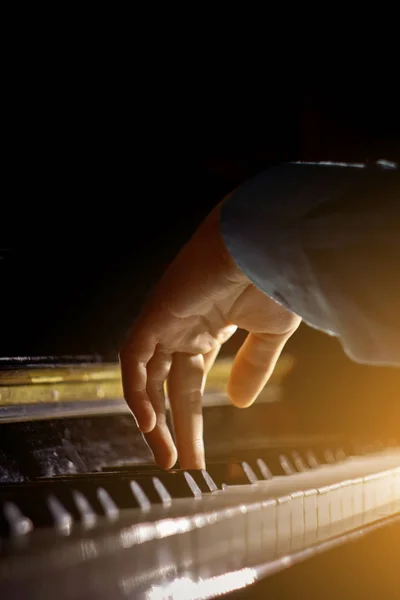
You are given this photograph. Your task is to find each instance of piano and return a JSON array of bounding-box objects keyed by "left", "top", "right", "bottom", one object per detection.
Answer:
[{"left": 1, "top": 356, "right": 399, "bottom": 599}]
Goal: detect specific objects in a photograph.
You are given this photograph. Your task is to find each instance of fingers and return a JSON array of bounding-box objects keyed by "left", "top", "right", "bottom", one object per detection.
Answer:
[
  {"left": 119, "top": 333, "right": 157, "bottom": 433},
  {"left": 167, "top": 353, "right": 206, "bottom": 470},
  {"left": 227, "top": 331, "right": 293, "bottom": 408},
  {"left": 143, "top": 350, "right": 177, "bottom": 470}
]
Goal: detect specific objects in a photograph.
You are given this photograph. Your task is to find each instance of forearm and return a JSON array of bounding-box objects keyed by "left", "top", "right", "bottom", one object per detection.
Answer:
[{"left": 220, "top": 161, "right": 400, "bottom": 365}]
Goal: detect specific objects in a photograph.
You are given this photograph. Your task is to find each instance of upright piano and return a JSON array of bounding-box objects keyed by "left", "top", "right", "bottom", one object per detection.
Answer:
[{"left": 1, "top": 356, "right": 399, "bottom": 599}]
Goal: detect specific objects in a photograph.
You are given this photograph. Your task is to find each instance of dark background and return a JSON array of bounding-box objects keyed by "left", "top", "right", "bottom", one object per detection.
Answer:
[{"left": 2, "top": 75, "right": 400, "bottom": 437}]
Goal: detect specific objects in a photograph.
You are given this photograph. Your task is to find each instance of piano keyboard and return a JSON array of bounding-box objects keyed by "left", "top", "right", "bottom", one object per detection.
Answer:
[{"left": 1, "top": 448, "right": 399, "bottom": 599}]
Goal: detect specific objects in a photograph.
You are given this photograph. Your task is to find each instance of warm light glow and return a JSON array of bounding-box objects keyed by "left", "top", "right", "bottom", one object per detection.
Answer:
[{"left": 146, "top": 568, "right": 257, "bottom": 600}]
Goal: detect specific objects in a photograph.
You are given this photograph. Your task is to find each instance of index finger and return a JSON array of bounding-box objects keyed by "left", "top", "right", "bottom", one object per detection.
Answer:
[{"left": 119, "top": 332, "right": 158, "bottom": 433}]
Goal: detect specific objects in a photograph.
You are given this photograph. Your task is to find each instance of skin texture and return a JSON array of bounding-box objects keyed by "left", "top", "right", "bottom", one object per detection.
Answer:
[{"left": 120, "top": 201, "right": 301, "bottom": 470}]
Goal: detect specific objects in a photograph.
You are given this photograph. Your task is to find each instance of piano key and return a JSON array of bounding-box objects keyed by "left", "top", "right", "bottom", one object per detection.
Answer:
[
  {"left": 276, "top": 494, "right": 292, "bottom": 554},
  {"left": 352, "top": 477, "right": 364, "bottom": 528},
  {"left": 2, "top": 502, "right": 33, "bottom": 537},
  {"left": 200, "top": 469, "right": 218, "bottom": 492},
  {"left": 241, "top": 461, "right": 258, "bottom": 483},
  {"left": 305, "top": 450, "right": 320, "bottom": 469},
  {"left": 316, "top": 485, "right": 331, "bottom": 540},
  {"left": 1, "top": 451, "right": 400, "bottom": 600},
  {"left": 204, "top": 461, "right": 259, "bottom": 487},
  {"left": 323, "top": 448, "right": 336, "bottom": 464},
  {"left": 47, "top": 495, "right": 73, "bottom": 534},
  {"left": 340, "top": 480, "right": 354, "bottom": 524},
  {"left": 185, "top": 470, "right": 218, "bottom": 493},
  {"left": 97, "top": 487, "right": 119, "bottom": 521},
  {"left": 130, "top": 481, "right": 151, "bottom": 511},
  {"left": 72, "top": 490, "right": 97, "bottom": 528},
  {"left": 329, "top": 482, "right": 344, "bottom": 536},
  {"left": 256, "top": 458, "right": 273, "bottom": 480},
  {"left": 279, "top": 454, "right": 295, "bottom": 475},
  {"left": 261, "top": 498, "right": 277, "bottom": 554},
  {"left": 245, "top": 502, "right": 264, "bottom": 564},
  {"left": 335, "top": 448, "right": 347, "bottom": 462},
  {"left": 152, "top": 477, "right": 172, "bottom": 507},
  {"left": 183, "top": 472, "right": 202, "bottom": 498},
  {"left": 291, "top": 450, "right": 308, "bottom": 472},
  {"left": 303, "top": 488, "right": 318, "bottom": 545},
  {"left": 289, "top": 490, "right": 305, "bottom": 552}
]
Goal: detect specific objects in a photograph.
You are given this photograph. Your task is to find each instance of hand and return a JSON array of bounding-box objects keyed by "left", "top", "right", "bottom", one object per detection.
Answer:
[{"left": 120, "top": 202, "right": 301, "bottom": 470}]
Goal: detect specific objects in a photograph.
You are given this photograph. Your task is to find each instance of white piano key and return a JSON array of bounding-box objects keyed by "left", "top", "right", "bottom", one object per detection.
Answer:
[
  {"left": 352, "top": 477, "right": 364, "bottom": 528},
  {"left": 289, "top": 490, "right": 304, "bottom": 551},
  {"left": 329, "top": 482, "right": 343, "bottom": 536},
  {"left": 390, "top": 469, "right": 398, "bottom": 512},
  {"left": 363, "top": 473, "right": 377, "bottom": 524},
  {"left": 261, "top": 498, "right": 276, "bottom": 558},
  {"left": 395, "top": 467, "right": 400, "bottom": 511},
  {"left": 316, "top": 485, "right": 331, "bottom": 540},
  {"left": 276, "top": 494, "right": 291, "bottom": 555},
  {"left": 245, "top": 502, "right": 264, "bottom": 564},
  {"left": 204, "top": 451, "right": 400, "bottom": 564},
  {"left": 340, "top": 480, "right": 354, "bottom": 524},
  {"left": 375, "top": 470, "right": 391, "bottom": 516},
  {"left": 227, "top": 505, "right": 247, "bottom": 570},
  {"left": 198, "top": 504, "right": 247, "bottom": 573},
  {"left": 303, "top": 488, "right": 317, "bottom": 545}
]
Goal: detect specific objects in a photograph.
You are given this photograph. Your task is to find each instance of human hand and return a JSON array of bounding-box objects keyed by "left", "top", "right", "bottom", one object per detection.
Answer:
[{"left": 120, "top": 202, "right": 301, "bottom": 469}]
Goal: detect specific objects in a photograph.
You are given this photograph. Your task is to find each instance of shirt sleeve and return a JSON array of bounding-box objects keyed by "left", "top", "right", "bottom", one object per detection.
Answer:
[{"left": 220, "top": 160, "right": 400, "bottom": 365}]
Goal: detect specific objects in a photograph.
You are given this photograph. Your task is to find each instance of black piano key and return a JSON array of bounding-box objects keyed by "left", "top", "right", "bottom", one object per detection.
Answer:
[
  {"left": 152, "top": 477, "right": 172, "bottom": 506},
  {"left": 72, "top": 490, "right": 97, "bottom": 527},
  {"left": 323, "top": 448, "right": 336, "bottom": 464},
  {"left": 256, "top": 458, "right": 273, "bottom": 480},
  {"left": 291, "top": 450, "right": 308, "bottom": 472},
  {"left": 97, "top": 488, "right": 119, "bottom": 521},
  {"left": 305, "top": 450, "right": 320, "bottom": 469},
  {"left": 130, "top": 481, "right": 151, "bottom": 511},
  {"left": 255, "top": 449, "right": 294, "bottom": 476},
  {"left": 334, "top": 448, "right": 347, "bottom": 462},
  {"left": 185, "top": 470, "right": 217, "bottom": 493},
  {"left": 279, "top": 454, "right": 296, "bottom": 475},
  {"left": 47, "top": 495, "right": 74, "bottom": 532},
  {"left": 241, "top": 461, "right": 258, "bottom": 483},
  {"left": 1, "top": 502, "right": 33, "bottom": 537}
]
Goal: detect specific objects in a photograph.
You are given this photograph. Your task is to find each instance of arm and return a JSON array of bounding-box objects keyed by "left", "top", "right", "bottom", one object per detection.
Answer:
[
  {"left": 120, "top": 160, "right": 399, "bottom": 470},
  {"left": 221, "top": 160, "right": 400, "bottom": 364}
]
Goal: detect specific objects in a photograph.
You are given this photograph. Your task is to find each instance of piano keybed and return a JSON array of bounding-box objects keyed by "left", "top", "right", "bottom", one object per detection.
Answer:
[
  {"left": 1, "top": 361, "right": 399, "bottom": 598},
  {"left": 1, "top": 446, "right": 399, "bottom": 599}
]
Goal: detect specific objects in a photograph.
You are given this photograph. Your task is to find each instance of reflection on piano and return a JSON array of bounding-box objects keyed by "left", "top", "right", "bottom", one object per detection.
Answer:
[{"left": 1, "top": 358, "right": 400, "bottom": 599}]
